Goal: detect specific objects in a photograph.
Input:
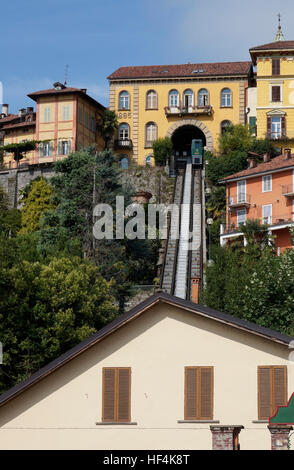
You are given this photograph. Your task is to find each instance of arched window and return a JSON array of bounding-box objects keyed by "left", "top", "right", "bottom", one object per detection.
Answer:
[
  {"left": 119, "top": 155, "right": 129, "bottom": 169},
  {"left": 145, "top": 122, "right": 157, "bottom": 147},
  {"left": 198, "top": 89, "right": 209, "bottom": 107},
  {"left": 145, "top": 155, "right": 153, "bottom": 166},
  {"left": 168, "top": 89, "right": 179, "bottom": 107},
  {"left": 146, "top": 90, "right": 158, "bottom": 109},
  {"left": 221, "top": 88, "right": 232, "bottom": 107},
  {"left": 221, "top": 120, "right": 232, "bottom": 134},
  {"left": 118, "top": 123, "right": 130, "bottom": 140},
  {"left": 119, "top": 91, "right": 130, "bottom": 110},
  {"left": 183, "top": 89, "right": 194, "bottom": 107}
]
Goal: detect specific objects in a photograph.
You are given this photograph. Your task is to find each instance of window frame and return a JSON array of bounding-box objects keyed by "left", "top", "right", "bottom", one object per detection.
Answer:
[
  {"left": 262, "top": 204, "right": 272, "bottom": 225},
  {"left": 221, "top": 120, "right": 232, "bottom": 135},
  {"left": 44, "top": 106, "right": 51, "bottom": 123},
  {"left": 258, "top": 366, "right": 287, "bottom": 420},
  {"left": 262, "top": 174, "right": 272, "bottom": 193},
  {"left": 183, "top": 89, "right": 194, "bottom": 107},
  {"left": 184, "top": 366, "right": 214, "bottom": 421},
  {"left": 198, "top": 88, "right": 209, "bottom": 107},
  {"left": 118, "top": 123, "right": 130, "bottom": 141},
  {"left": 221, "top": 88, "right": 232, "bottom": 107},
  {"left": 272, "top": 58, "right": 280, "bottom": 76},
  {"left": 102, "top": 367, "right": 131, "bottom": 423},
  {"left": 146, "top": 90, "right": 158, "bottom": 110},
  {"left": 145, "top": 122, "right": 157, "bottom": 147},
  {"left": 237, "top": 208, "right": 246, "bottom": 227},
  {"left": 168, "top": 89, "right": 180, "bottom": 108},
  {"left": 119, "top": 91, "right": 130, "bottom": 110},
  {"left": 271, "top": 85, "right": 282, "bottom": 103}
]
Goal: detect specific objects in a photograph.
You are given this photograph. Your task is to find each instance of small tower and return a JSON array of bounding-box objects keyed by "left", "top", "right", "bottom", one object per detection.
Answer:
[{"left": 275, "top": 13, "right": 285, "bottom": 42}]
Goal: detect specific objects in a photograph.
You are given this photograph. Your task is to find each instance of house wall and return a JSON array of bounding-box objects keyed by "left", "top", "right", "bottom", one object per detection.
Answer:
[
  {"left": 110, "top": 79, "right": 247, "bottom": 165},
  {"left": 0, "top": 303, "right": 292, "bottom": 450}
]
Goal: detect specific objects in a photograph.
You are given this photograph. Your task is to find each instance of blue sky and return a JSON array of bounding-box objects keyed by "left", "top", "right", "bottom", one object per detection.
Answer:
[{"left": 1, "top": 0, "right": 293, "bottom": 113}]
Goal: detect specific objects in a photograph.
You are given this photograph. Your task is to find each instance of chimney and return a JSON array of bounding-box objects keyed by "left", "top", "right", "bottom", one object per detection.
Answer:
[
  {"left": 263, "top": 152, "right": 271, "bottom": 163},
  {"left": 284, "top": 148, "right": 291, "bottom": 160},
  {"left": 249, "top": 157, "right": 257, "bottom": 168},
  {"left": 1, "top": 104, "right": 8, "bottom": 116},
  {"left": 81, "top": 89, "right": 87, "bottom": 94},
  {"left": 18, "top": 108, "right": 26, "bottom": 117}
]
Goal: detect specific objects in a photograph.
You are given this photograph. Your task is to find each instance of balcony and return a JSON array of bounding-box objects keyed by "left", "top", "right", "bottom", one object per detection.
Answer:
[
  {"left": 228, "top": 193, "right": 251, "bottom": 209},
  {"left": 266, "top": 132, "right": 287, "bottom": 140},
  {"left": 221, "top": 214, "right": 294, "bottom": 235},
  {"left": 115, "top": 139, "right": 133, "bottom": 149},
  {"left": 282, "top": 184, "right": 294, "bottom": 197},
  {"left": 164, "top": 105, "right": 213, "bottom": 117}
]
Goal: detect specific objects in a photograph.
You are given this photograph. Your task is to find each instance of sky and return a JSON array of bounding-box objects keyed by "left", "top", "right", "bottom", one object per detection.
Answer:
[{"left": 1, "top": 0, "right": 293, "bottom": 113}]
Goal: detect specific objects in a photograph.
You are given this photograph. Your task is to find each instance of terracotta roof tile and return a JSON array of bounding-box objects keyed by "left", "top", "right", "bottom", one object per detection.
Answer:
[
  {"left": 108, "top": 61, "right": 252, "bottom": 80},
  {"left": 220, "top": 153, "right": 294, "bottom": 182},
  {"left": 0, "top": 114, "right": 19, "bottom": 125},
  {"left": 250, "top": 40, "right": 294, "bottom": 51},
  {"left": 2, "top": 121, "right": 36, "bottom": 130}
]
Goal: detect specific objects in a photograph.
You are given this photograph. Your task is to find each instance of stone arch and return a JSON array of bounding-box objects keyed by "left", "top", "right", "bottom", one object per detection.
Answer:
[{"left": 166, "top": 119, "right": 213, "bottom": 152}]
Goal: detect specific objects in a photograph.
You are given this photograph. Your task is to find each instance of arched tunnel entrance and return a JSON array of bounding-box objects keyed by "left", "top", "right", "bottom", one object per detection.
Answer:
[{"left": 171, "top": 125, "right": 206, "bottom": 168}]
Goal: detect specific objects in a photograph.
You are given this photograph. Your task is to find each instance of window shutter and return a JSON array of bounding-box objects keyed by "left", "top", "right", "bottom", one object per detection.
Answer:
[
  {"left": 154, "top": 92, "right": 158, "bottom": 109},
  {"left": 200, "top": 367, "right": 213, "bottom": 419},
  {"left": 273, "top": 366, "right": 287, "bottom": 414},
  {"left": 272, "top": 59, "right": 280, "bottom": 75},
  {"left": 39, "top": 142, "right": 43, "bottom": 157},
  {"left": 281, "top": 116, "right": 286, "bottom": 136},
  {"left": 259, "top": 367, "right": 271, "bottom": 420},
  {"left": 58, "top": 140, "right": 62, "bottom": 156},
  {"left": 117, "top": 368, "right": 131, "bottom": 421},
  {"left": 68, "top": 139, "right": 71, "bottom": 153},
  {"left": 103, "top": 368, "right": 116, "bottom": 421},
  {"left": 272, "top": 86, "right": 281, "bottom": 102},
  {"left": 267, "top": 116, "right": 271, "bottom": 135},
  {"left": 49, "top": 141, "right": 54, "bottom": 156},
  {"left": 185, "top": 368, "right": 198, "bottom": 420}
]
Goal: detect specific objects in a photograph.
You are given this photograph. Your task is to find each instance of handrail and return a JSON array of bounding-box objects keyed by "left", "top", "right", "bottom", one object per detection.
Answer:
[
  {"left": 171, "top": 167, "right": 186, "bottom": 295},
  {"left": 186, "top": 167, "right": 195, "bottom": 300}
]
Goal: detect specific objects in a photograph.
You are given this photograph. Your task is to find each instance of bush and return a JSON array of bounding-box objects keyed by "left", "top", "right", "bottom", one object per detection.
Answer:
[{"left": 152, "top": 137, "right": 173, "bottom": 166}]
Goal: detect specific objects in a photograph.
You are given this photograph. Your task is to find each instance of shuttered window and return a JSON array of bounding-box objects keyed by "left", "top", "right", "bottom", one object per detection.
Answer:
[
  {"left": 272, "top": 59, "right": 280, "bottom": 76},
  {"left": 102, "top": 368, "right": 131, "bottom": 422},
  {"left": 272, "top": 86, "right": 281, "bottom": 102},
  {"left": 258, "top": 366, "right": 287, "bottom": 420},
  {"left": 184, "top": 367, "right": 213, "bottom": 420}
]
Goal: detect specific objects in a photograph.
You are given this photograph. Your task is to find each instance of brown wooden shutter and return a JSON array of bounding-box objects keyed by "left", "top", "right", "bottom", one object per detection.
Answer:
[
  {"left": 185, "top": 368, "right": 198, "bottom": 419},
  {"left": 267, "top": 116, "right": 272, "bottom": 136},
  {"left": 272, "top": 59, "right": 280, "bottom": 76},
  {"left": 258, "top": 367, "right": 271, "bottom": 420},
  {"left": 200, "top": 367, "right": 213, "bottom": 419},
  {"left": 272, "top": 366, "right": 287, "bottom": 414},
  {"left": 272, "top": 86, "right": 281, "bottom": 102},
  {"left": 103, "top": 368, "right": 116, "bottom": 421},
  {"left": 117, "top": 368, "right": 131, "bottom": 422},
  {"left": 281, "top": 116, "right": 286, "bottom": 136}
]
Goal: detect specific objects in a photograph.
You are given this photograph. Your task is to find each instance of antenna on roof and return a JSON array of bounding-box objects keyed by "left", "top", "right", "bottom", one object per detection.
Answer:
[
  {"left": 275, "top": 13, "right": 285, "bottom": 41},
  {"left": 64, "top": 64, "right": 69, "bottom": 86}
]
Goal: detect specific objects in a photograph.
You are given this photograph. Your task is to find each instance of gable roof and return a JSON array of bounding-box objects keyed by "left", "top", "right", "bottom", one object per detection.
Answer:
[
  {"left": 220, "top": 153, "right": 294, "bottom": 183},
  {"left": 27, "top": 87, "right": 105, "bottom": 111},
  {"left": 0, "top": 292, "right": 292, "bottom": 409},
  {"left": 108, "top": 61, "right": 252, "bottom": 80},
  {"left": 250, "top": 40, "right": 294, "bottom": 51}
]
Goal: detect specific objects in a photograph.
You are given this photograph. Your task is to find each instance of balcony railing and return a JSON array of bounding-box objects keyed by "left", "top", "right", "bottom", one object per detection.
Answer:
[
  {"left": 115, "top": 139, "right": 133, "bottom": 149},
  {"left": 221, "top": 214, "right": 294, "bottom": 235},
  {"left": 266, "top": 132, "right": 287, "bottom": 140},
  {"left": 164, "top": 105, "right": 213, "bottom": 116},
  {"left": 282, "top": 184, "right": 294, "bottom": 197},
  {"left": 228, "top": 193, "right": 251, "bottom": 208}
]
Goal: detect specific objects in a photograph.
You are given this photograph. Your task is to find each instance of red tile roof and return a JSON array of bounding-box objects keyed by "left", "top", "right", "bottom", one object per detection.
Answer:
[
  {"left": 108, "top": 61, "right": 252, "bottom": 80},
  {"left": 0, "top": 114, "right": 18, "bottom": 125},
  {"left": 250, "top": 40, "right": 294, "bottom": 51},
  {"left": 28, "top": 87, "right": 105, "bottom": 110},
  {"left": 2, "top": 121, "right": 36, "bottom": 130},
  {"left": 220, "top": 154, "right": 294, "bottom": 182}
]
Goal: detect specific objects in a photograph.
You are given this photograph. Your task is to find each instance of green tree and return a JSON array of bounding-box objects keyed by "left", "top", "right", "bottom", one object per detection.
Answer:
[
  {"left": 219, "top": 123, "right": 253, "bottom": 155},
  {"left": 0, "top": 141, "right": 40, "bottom": 165},
  {"left": 0, "top": 186, "right": 21, "bottom": 236},
  {"left": 20, "top": 177, "right": 56, "bottom": 234},
  {"left": 97, "top": 109, "right": 119, "bottom": 150},
  {"left": 152, "top": 137, "right": 173, "bottom": 166}
]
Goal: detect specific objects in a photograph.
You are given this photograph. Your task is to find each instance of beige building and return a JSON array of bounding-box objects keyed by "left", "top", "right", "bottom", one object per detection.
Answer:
[{"left": 0, "top": 292, "right": 293, "bottom": 450}]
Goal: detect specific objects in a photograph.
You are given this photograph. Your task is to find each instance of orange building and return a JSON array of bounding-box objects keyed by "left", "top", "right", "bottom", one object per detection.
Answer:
[
  {"left": 219, "top": 149, "right": 294, "bottom": 252},
  {"left": 0, "top": 82, "right": 105, "bottom": 168}
]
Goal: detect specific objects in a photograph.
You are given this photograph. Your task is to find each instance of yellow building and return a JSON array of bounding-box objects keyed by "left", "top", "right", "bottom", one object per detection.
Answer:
[
  {"left": 108, "top": 62, "right": 253, "bottom": 166},
  {"left": 250, "top": 25, "right": 294, "bottom": 152},
  {"left": 1, "top": 82, "right": 105, "bottom": 168}
]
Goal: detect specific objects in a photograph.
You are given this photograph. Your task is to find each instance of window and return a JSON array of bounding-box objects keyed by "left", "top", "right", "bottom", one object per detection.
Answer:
[
  {"left": 146, "top": 90, "right": 158, "bottom": 109},
  {"left": 119, "top": 91, "right": 130, "bottom": 110},
  {"left": 119, "top": 156, "right": 129, "bottom": 169},
  {"left": 262, "top": 204, "right": 272, "bottom": 224},
  {"left": 258, "top": 366, "right": 287, "bottom": 420},
  {"left": 62, "top": 106, "right": 70, "bottom": 121},
  {"left": 198, "top": 89, "right": 209, "bottom": 107},
  {"left": 271, "top": 117, "right": 281, "bottom": 138},
  {"left": 85, "top": 112, "right": 89, "bottom": 129},
  {"left": 221, "top": 120, "right": 232, "bottom": 135},
  {"left": 169, "top": 90, "right": 179, "bottom": 107},
  {"left": 249, "top": 116, "right": 257, "bottom": 135},
  {"left": 237, "top": 208, "right": 246, "bottom": 226},
  {"left": 78, "top": 107, "right": 83, "bottom": 124},
  {"left": 272, "top": 59, "right": 280, "bottom": 76},
  {"left": 118, "top": 123, "right": 130, "bottom": 140},
  {"left": 183, "top": 89, "right": 194, "bottom": 107},
  {"left": 221, "top": 88, "right": 232, "bottom": 107},
  {"left": 40, "top": 141, "right": 53, "bottom": 157},
  {"left": 184, "top": 367, "right": 213, "bottom": 420},
  {"left": 237, "top": 180, "right": 246, "bottom": 203},
  {"left": 102, "top": 368, "right": 131, "bottom": 422},
  {"left": 267, "top": 115, "right": 285, "bottom": 139},
  {"left": 58, "top": 140, "right": 71, "bottom": 155},
  {"left": 272, "top": 85, "right": 281, "bottom": 102},
  {"left": 44, "top": 107, "right": 51, "bottom": 122},
  {"left": 262, "top": 174, "right": 272, "bottom": 192},
  {"left": 145, "top": 155, "right": 152, "bottom": 166},
  {"left": 145, "top": 122, "right": 157, "bottom": 146},
  {"left": 90, "top": 116, "right": 96, "bottom": 132}
]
